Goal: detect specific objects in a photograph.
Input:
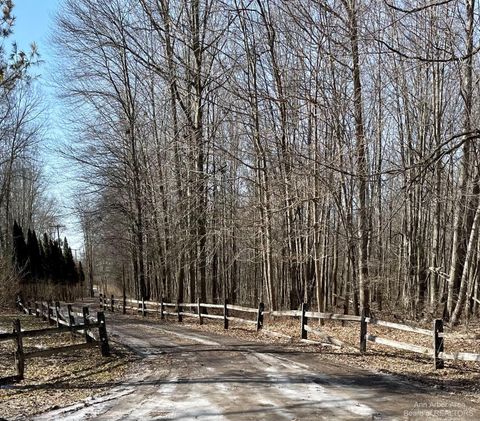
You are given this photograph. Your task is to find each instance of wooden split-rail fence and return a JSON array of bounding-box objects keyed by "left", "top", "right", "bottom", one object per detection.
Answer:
[
  {"left": 99, "top": 293, "right": 480, "bottom": 369},
  {"left": 0, "top": 298, "right": 110, "bottom": 381},
  {"left": 99, "top": 294, "right": 264, "bottom": 332}
]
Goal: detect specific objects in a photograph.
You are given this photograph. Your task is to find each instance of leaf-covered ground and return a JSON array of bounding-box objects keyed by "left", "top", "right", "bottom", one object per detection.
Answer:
[{"left": 0, "top": 308, "right": 136, "bottom": 420}]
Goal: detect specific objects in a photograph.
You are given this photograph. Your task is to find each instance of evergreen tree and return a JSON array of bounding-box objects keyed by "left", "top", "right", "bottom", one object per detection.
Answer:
[
  {"left": 25, "top": 228, "right": 34, "bottom": 281},
  {"left": 63, "top": 237, "right": 78, "bottom": 284},
  {"left": 38, "top": 237, "right": 45, "bottom": 279},
  {"left": 14, "top": 230, "right": 79, "bottom": 286},
  {"left": 26, "top": 229, "right": 43, "bottom": 281},
  {"left": 42, "top": 233, "right": 52, "bottom": 280},
  {"left": 77, "top": 261, "right": 85, "bottom": 284},
  {"left": 51, "top": 239, "right": 65, "bottom": 283},
  {"left": 12, "top": 221, "right": 28, "bottom": 276}
]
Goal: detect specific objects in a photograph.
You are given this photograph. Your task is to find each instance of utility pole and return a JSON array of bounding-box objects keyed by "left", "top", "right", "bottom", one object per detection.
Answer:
[
  {"left": 49, "top": 224, "right": 66, "bottom": 243},
  {"left": 71, "top": 248, "right": 80, "bottom": 261}
]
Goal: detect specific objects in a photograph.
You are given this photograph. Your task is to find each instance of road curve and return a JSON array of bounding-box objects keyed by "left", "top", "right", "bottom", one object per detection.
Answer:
[{"left": 35, "top": 313, "right": 477, "bottom": 421}]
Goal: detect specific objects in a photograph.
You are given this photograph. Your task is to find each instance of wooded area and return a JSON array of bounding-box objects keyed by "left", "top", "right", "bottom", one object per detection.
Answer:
[
  {"left": 0, "top": 1, "right": 69, "bottom": 303},
  {"left": 3, "top": 1, "right": 480, "bottom": 326},
  {"left": 52, "top": 0, "right": 480, "bottom": 324}
]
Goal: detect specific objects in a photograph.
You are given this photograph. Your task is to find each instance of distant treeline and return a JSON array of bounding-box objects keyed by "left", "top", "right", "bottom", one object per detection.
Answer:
[{"left": 12, "top": 221, "right": 85, "bottom": 285}]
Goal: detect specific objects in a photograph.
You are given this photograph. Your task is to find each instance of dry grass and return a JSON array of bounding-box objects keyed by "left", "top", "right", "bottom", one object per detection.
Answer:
[{"left": 0, "top": 308, "right": 136, "bottom": 419}]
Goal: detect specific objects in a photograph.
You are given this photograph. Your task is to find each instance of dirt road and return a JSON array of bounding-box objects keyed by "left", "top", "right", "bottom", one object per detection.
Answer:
[{"left": 34, "top": 313, "right": 477, "bottom": 420}]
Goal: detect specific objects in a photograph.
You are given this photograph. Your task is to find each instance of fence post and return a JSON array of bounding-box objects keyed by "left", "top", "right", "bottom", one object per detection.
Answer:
[
  {"left": 433, "top": 319, "right": 444, "bottom": 369},
  {"left": 224, "top": 300, "right": 229, "bottom": 330},
  {"left": 67, "top": 304, "right": 75, "bottom": 336},
  {"left": 142, "top": 297, "right": 146, "bottom": 317},
  {"left": 300, "top": 303, "right": 308, "bottom": 339},
  {"left": 97, "top": 312, "right": 110, "bottom": 357},
  {"left": 83, "top": 306, "right": 93, "bottom": 343},
  {"left": 13, "top": 319, "right": 24, "bottom": 380},
  {"left": 27, "top": 301, "right": 32, "bottom": 315},
  {"left": 55, "top": 301, "right": 61, "bottom": 327},
  {"left": 360, "top": 313, "right": 367, "bottom": 353},
  {"left": 47, "top": 300, "right": 54, "bottom": 325},
  {"left": 177, "top": 299, "right": 183, "bottom": 322},
  {"left": 256, "top": 302, "right": 264, "bottom": 332},
  {"left": 160, "top": 296, "right": 165, "bottom": 320},
  {"left": 198, "top": 298, "right": 203, "bottom": 325},
  {"left": 110, "top": 295, "right": 114, "bottom": 312}
]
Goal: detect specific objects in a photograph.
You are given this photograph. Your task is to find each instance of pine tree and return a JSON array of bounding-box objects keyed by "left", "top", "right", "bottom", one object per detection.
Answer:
[
  {"left": 25, "top": 228, "right": 34, "bottom": 281},
  {"left": 38, "top": 236, "right": 45, "bottom": 279},
  {"left": 78, "top": 261, "right": 85, "bottom": 284},
  {"left": 51, "top": 239, "right": 65, "bottom": 283},
  {"left": 12, "top": 221, "right": 28, "bottom": 277},
  {"left": 26, "top": 229, "right": 43, "bottom": 281},
  {"left": 63, "top": 238, "right": 78, "bottom": 284},
  {"left": 42, "top": 233, "right": 52, "bottom": 280}
]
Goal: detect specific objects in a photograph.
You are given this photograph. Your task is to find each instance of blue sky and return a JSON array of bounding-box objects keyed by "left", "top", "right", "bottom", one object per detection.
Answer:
[
  {"left": 14, "top": 0, "right": 58, "bottom": 53},
  {"left": 13, "top": 1, "right": 83, "bottom": 252}
]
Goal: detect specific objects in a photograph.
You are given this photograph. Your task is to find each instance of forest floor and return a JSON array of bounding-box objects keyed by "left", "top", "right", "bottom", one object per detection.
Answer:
[{"left": 0, "top": 307, "right": 136, "bottom": 420}]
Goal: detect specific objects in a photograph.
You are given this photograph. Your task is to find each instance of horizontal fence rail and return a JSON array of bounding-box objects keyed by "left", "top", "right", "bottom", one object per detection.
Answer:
[
  {"left": 97, "top": 293, "right": 480, "bottom": 370},
  {"left": 365, "top": 334, "right": 433, "bottom": 355},
  {"left": 18, "top": 294, "right": 480, "bottom": 373},
  {"left": 365, "top": 318, "right": 431, "bottom": 336},
  {"left": 99, "top": 294, "right": 266, "bottom": 331},
  {"left": 1, "top": 298, "right": 111, "bottom": 381}
]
